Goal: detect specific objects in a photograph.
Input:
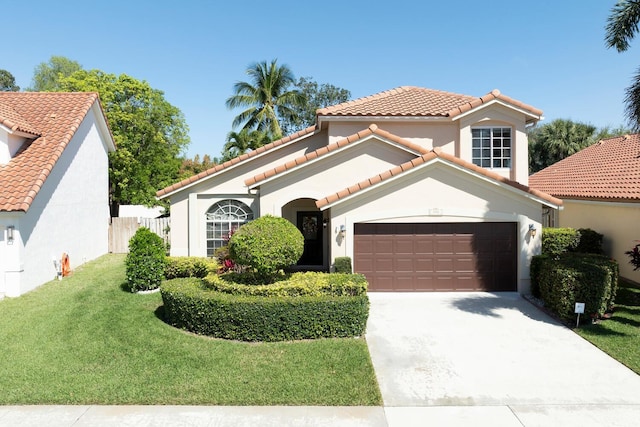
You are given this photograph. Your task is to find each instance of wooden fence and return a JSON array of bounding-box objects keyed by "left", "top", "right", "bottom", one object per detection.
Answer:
[{"left": 109, "top": 217, "right": 170, "bottom": 253}]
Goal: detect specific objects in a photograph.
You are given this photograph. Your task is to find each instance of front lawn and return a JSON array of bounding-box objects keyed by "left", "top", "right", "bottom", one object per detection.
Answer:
[
  {"left": 576, "top": 278, "right": 640, "bottom": 374},
  {"left": 0, "top": 254, "right": 381, "bottom": 405}
]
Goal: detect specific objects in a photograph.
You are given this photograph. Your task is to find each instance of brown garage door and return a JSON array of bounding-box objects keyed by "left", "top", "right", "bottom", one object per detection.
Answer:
[{"left": 354, "top": 223, "right": 517, "bottom": 292}]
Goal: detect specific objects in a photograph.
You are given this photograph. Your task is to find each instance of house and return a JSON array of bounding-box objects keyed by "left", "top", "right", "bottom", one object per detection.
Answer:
[
  {"left": 0, "top": 92, "right": 115, "bottom": 297},
  {"left": 158, "top": 86, "right": 561, "bottom": 293},
  {"left": 529, "top": 134, "right": 640, "bottom": 281}
]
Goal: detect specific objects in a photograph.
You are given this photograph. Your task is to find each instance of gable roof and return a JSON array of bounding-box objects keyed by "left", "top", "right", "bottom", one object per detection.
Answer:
[
  {"left": 245, "top": 124, "right": 428, "bottom": 188},
  {"left": 316, "top": 147, "right": 562, "bottom": 210},
  {"left": 156, "top": 125, "right": 319, "bottom": 198},
  {"left": 529, "top": 134, "right": 640, "bottom": 202},
  {"left": 317, "top": 86, "right": 543, "bottom": 123},
  {"left": 0, "top": 92, "right": 114, "bottom": 212}
]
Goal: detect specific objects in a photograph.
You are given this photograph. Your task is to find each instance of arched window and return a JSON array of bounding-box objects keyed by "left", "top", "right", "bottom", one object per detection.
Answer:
[{"left": 205, "top": 200, "right": 253, "bottom": 257}]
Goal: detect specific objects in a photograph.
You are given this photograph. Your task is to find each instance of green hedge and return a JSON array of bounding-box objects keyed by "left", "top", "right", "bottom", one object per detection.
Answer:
[
  {"left": 542, "top": 228, "right": 581, "bottom": 255},
  {"left": 164, "top": 257, "right": 218, "bottom": 279},
  {"left": 575, "top": 228, "right": 604, "bottom": 254},
  {"left": 535, "top": 253, "right": 618, "bottom": 323},
  {"left": 161, "top": 278, "right": 369, "bottom": 342},
  {"left": 125, "top": 227, "right": 167, "bottom": 292},
  {"left": 334, "top": 257, "right": 352, "bottom": 273},
  {"left": 203, "top": 271, "right": 367, "bottom": 297}
]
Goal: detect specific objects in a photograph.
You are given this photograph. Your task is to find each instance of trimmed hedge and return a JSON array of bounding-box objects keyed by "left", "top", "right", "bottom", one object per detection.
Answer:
[
  {"left": 541, "top": 228, "right": 581, "bottom": 255},
  {"left": 535, "top": 253, "right": 618, "bottom": 323},
  {"left": 165, "top": 257, "right": 218, "bottom": 279},
  {"left": 334, "top": 257, "right": 352, "bottom": 273},
  {"left": 575, "top": 228, "right": 604, "bottom": 254},
  {"left": 161, "top": 278, "right": 369, "bottom": 342},
  {"left": 204, "top": 271, "right": 367, "bottom": 297}
]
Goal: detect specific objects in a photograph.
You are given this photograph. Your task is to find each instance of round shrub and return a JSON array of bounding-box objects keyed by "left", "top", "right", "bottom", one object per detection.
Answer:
[
  {"left": 229, "top": 215, "right": 304, "bottom": 280},
  {"left": 125, "top": 227, "right": 167, "bottom": 292}
]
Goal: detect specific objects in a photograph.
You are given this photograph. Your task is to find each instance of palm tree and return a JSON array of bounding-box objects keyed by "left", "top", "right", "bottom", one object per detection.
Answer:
[
  {"left": 606, "top": 1, "right": 640, "bottom": 130},
  {"left": 225, "top": 60, "right": 305, "bottom": 140},
  {"left": 528, "top": 119, "right": 597, "bottom": 173},
  {"left": 221, "top": 128, "right": 271, "bottom": 161}
]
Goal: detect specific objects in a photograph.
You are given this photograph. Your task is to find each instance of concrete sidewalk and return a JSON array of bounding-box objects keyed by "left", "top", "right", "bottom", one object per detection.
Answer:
[{"left": 3, "top": 404, "right": 640, "bottom": 426}]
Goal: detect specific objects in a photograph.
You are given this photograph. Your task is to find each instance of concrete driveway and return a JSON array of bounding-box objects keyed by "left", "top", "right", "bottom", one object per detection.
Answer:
[{"left": 366, "top": 292, "right": 640, "bottom": 426}]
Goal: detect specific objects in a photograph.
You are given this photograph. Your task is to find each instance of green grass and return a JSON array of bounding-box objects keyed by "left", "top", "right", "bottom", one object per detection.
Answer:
[
  {"left": 576, "top": 278, "right": 640, "bottom": 374},
  {"left": 0, "top": 254, "right": 381, "bottom": 405}
]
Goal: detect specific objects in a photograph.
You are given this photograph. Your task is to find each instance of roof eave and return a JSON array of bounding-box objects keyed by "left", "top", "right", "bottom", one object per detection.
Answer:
[{"left": 450, "top": 99, "right": 543, "bottom": 124}]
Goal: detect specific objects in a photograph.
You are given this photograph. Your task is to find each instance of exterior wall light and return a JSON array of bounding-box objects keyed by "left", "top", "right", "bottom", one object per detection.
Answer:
[
  {"left": 337, "top": 224, "right": 346, "bottom": 234},
  {"left": 529, "top": 224, "right": 537, "bottom": 238},
  {"left": 7, "top": 225, "right": 14, "bottom": 244}
]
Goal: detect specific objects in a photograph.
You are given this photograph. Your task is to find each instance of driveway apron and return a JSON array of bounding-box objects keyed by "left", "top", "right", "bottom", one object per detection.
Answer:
[{"left": 365, "top": 292, "right": 640, "bottom": 408}]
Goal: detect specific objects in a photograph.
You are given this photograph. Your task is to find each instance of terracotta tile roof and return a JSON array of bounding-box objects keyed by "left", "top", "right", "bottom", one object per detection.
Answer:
[
  {"left": 0, "top": 92, "right": 102, "bottom": 212},
  {"left": 0, "top": 101, "right": 41, "bottom": 136},
  {"left": 317, "top": 86, "right": 543, "bottom": 119},
  {"left": 244, "top": 124, "right": 428, "bottom": 187},
  {"left": 156, "top": 125, "right": 319, "bottom": 198},
  {"left": 316, "top": 147, "right": 562, "bottom": 209},
  {"left": 529, "top": 134, "right": 640, "bottom": 201}
]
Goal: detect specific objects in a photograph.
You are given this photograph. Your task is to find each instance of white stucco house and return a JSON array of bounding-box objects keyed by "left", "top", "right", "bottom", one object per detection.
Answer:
[
  {"left": 529, "top": 134, "right": 640, "bottom": 282},
  {"left": 0, "top": 92, "right": 115, "bottom": 297},
  {"left": 158, "top": 86, "right": 561, "bottom": 293}
]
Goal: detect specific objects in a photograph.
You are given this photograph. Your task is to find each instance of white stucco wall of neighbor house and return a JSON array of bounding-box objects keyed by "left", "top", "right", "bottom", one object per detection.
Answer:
[
  {"left": 5, "top": 109, "right": 112, "bottom": 297},
  {"left": 325, "top": 162, "right": 544, "bottom": 294}
]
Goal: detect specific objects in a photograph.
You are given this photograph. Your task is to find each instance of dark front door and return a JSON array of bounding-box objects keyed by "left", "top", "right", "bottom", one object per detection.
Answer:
[{"left": 297, "top": 211, "right": 323, "bottom": 266}]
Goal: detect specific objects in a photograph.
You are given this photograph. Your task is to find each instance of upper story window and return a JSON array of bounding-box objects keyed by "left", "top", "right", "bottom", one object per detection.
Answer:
[
  {"left": 205, "top": 200, "right": 253, "bottom": 257},
  {"left": 472, "top": 127, "right": 511, "bottom": 169}
]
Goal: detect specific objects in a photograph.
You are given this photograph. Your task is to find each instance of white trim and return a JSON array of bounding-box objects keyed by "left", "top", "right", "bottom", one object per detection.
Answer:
[
  {"left": 560, "top": 198, "right": 640, "bottom": 208},
  {"left": 451, "top": 99, "right": 542, "bottom": 123},
  {"left": 0, "top": 124, "right": 37, "bottom": 138}
]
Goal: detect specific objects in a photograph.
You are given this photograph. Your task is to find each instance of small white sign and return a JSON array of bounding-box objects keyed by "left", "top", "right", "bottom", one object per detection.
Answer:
[{"left": 575, "top": 302, "right": 585, "bottom": 314}]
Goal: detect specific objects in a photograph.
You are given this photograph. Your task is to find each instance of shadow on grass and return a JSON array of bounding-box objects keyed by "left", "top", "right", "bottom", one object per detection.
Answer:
[{"left": 578, "top": 324, "right": 629, "bottom": 337}]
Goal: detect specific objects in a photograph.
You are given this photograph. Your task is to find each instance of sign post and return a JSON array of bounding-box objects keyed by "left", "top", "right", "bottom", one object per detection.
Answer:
[{"left": 574, "top": 302, "right": 585, "bottom": 328}]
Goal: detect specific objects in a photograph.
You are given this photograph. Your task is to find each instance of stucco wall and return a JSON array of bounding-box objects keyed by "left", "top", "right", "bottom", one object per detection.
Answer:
[
  {"left": 559, "top": 200, "right": 640, "bottom": 281},
  {"left": 257, "top": 138, "right": 417, "bottom": 214},
  {"left": 326, "top": 121, "right": 457, "bottom": 154},
  {"left": 1, "top": 110, "right": 111, "bottom": 297},
  {"left": 325, "top": 162, "right": 542, "bottom": 294},
  {"left": 167, "top": 130, "right": 328, "bottom": 257}
]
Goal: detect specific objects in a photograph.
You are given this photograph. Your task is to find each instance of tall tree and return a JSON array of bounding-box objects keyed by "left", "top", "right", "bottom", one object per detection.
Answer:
[
  {"left": 221, "top": 128, "right": 271, "bottom": 161},
  {"left": 225, "top": 59, "right": 305, "bottom": 140},
  {"left": 57, "top": 70, "right": 190, "bottom": 215},
  {"left": 30, "top": 56, "right": 82, "bottom": 91},
  {"left": 0, "top": 70, "right": 20, "bottom": 91},
  {"left": 606, "top": 1, "right": 640, "bottom": 130},
  {"left": 281, "top": 77, "right": 351, "bottom": 134},
  {"left": 178, "top": 154, "right": 219, "bottom": 180}
]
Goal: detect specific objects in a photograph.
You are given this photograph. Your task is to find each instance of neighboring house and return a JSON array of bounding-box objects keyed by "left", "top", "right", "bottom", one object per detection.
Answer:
[
  {"left": 529, "top": 134, "right": 640, "bottom": 281},
  {"left": 0, "top": 92, "right": 115, "bottom": 297},
  {"left": 158, "top": 86, "right": 561, "bottom": 293}
]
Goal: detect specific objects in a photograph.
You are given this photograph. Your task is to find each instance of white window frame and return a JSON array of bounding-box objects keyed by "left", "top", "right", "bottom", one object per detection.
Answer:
[
  {"left": 205, "top": 200, "right": 253, "bottom": 257},
  {"left": 471, "top": 126, "right": 512, "bottom": 169}
]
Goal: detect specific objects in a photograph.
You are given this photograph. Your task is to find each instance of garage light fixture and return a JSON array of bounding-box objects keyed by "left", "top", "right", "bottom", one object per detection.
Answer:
[
  {"left": 7, "top": 225, "right": 14, "bottom": 244},
  {"left": 529, "top": 224, "right": 537, "bottom": 238}
]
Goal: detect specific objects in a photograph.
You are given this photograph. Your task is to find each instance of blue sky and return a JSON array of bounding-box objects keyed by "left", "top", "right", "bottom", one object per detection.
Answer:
[{"left": 6, "top": 1, "right": 638, "bottom": 158}]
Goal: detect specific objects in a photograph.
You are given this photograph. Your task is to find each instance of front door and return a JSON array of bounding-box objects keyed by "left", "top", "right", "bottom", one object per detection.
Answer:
[{"left": 297, "top": 211, "right": 323, "bottom": 266}]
